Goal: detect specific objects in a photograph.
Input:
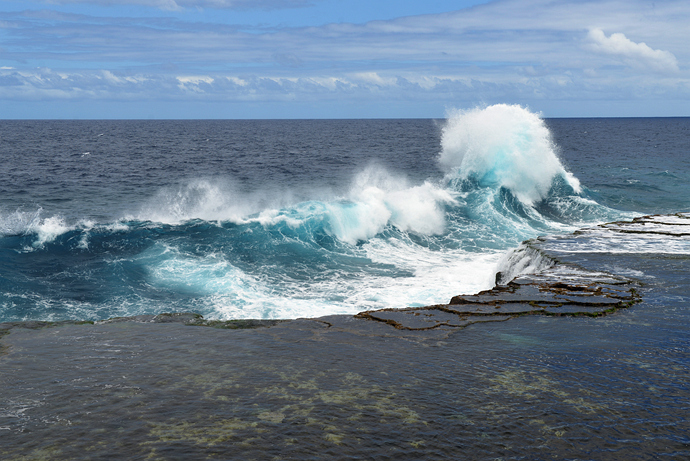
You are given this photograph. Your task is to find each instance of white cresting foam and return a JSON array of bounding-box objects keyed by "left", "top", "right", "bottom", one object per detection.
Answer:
[
  {"left": 133, "top": 167, "right": 455, "bottom": 248},
  {"left": 439, "top": 104, "right": 581, "bottom": 205},
  {"left": 28, "top": 216, "right": 72, "bottom": 248},
  {"left": 322, "top": 167, "right": 455, "bottom": 245}
]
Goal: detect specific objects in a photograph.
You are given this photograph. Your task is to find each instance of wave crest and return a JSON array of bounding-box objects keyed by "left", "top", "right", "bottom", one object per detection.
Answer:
[
  {"left": 440, "top": 104, "right": 581, "bottom": 205},
  {"left": 132, "top": 168, "right": 455, "bottom": 246},
  {"left": 0, "top": 208, "right": 74, "bottom": 248},
  {"left": 327, "top": 167, "right": 454, "bottom": 244}
]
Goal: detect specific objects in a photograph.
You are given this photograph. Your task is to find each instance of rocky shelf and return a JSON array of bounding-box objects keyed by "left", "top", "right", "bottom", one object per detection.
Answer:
[
  {"left": 355, "top": 269, "right": 639, "bottom": 331},
  {"left": 353, "top": 213, "right": 690, "bottom": 331}
]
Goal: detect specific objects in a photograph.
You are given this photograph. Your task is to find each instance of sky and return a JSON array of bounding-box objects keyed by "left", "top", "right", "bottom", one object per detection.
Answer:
[{"left": 0, "top": 0, "right": 688, "bottom": 118}]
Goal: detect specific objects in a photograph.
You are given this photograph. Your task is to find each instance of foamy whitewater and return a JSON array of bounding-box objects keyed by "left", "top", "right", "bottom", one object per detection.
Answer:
[{"left": 1, "top": 106, "right": 688, "bottom": 322}]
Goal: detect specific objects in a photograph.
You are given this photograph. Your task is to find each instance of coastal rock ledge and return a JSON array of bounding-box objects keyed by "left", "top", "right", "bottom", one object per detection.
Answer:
[
  {"left": 355, "top": 269, "right": 639, "bottom": 331},
  {"left": 356, "top": 213, "right": 688, "bottom": 331}
]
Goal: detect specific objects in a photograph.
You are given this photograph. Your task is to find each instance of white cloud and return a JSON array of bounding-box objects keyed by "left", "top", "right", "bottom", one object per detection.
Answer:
[
  {"left": 587, "top": 28, "right": 679, "bottom": 73},
  {"left": 0, "top": 66, "right": 684, "bottom": 103},
  {"left": 177, "top": 75, "right": 215, "bottom": 92},
  {"left": 351, "top": 72, "right": 396, "bottom": 87},
  {"left": 177, "top": 75, "right": 215, "bottom": 84}
]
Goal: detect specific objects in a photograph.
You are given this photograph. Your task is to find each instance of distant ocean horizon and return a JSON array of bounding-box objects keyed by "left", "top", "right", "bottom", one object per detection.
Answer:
[{"left": 1, "top": 106, "right": 689, "bottom": 323}]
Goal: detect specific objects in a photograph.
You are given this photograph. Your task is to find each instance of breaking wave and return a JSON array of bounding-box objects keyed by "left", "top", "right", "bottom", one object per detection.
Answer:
[{"left": 0, "top": 105, "right": 627, "bottom": 322}]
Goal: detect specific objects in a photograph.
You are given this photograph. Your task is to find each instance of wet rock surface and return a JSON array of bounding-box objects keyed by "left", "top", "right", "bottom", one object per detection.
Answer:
[{"left": 356, "top": 270, "right": 638, "bottom": 330}]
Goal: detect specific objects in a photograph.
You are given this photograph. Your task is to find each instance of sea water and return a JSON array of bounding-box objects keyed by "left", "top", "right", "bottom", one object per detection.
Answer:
[{"left": 1, "top": 105, "right": 688, "bottom": 322}]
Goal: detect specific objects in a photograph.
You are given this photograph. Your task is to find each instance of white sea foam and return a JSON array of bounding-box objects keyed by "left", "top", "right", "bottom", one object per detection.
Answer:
[
  {"left": 30, "top": 216, "right": 72, "bottom": 247},
  {"left": 360, "top": 237, "right": 501, "bottom": 306},
  {"left": 201, "top": 250, "right": 501, "bottom": 319},
  {"left": 546, "top": 229, "right": 690, "bottom": 255},
  {"left": 135, "top": 230, "right": 502, "bottom": 320}
]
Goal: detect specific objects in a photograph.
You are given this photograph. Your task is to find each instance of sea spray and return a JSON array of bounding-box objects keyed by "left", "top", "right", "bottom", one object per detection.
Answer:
[
  {"left": 0, "top": 208, "right": 44, "bottom": 237},
  {"left": 326, "top": 166, "right": 454, "bottom": 244},
  {"left": 0, "top": 208, "right": 75, "bottom": 249},
  {"left": 134, "top": 178, "right": 299, "bottom": 225},
  {"left": 440, "top": 104, "right": 581, "bottom": 204},
  {"left": 494, "top": 242, "right": 556, "bottom": 285}
]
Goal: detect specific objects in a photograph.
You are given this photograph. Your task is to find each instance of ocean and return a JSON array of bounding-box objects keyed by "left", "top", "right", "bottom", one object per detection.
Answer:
[
  {"left": 0, "top": 105, "right": 688, "bottom": 323},
  {"left": 1, "top": 105, "right": 690, "bottom": 459}
]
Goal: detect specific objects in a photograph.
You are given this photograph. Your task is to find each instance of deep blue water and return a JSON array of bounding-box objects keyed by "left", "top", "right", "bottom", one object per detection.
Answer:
[{"left": 1, "top": 106, "right": 689, "bottom": 322}]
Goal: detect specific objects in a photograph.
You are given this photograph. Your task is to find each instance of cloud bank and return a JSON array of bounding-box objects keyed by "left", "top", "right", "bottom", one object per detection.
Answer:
[{"left": 1, "top": 0, "right": 688, "bottom": 117}]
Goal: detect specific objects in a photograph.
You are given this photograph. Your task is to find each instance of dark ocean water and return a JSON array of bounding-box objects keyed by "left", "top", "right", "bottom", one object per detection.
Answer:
[{"left": 0, "top": 105, "right": 689, "bottom": 322}]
